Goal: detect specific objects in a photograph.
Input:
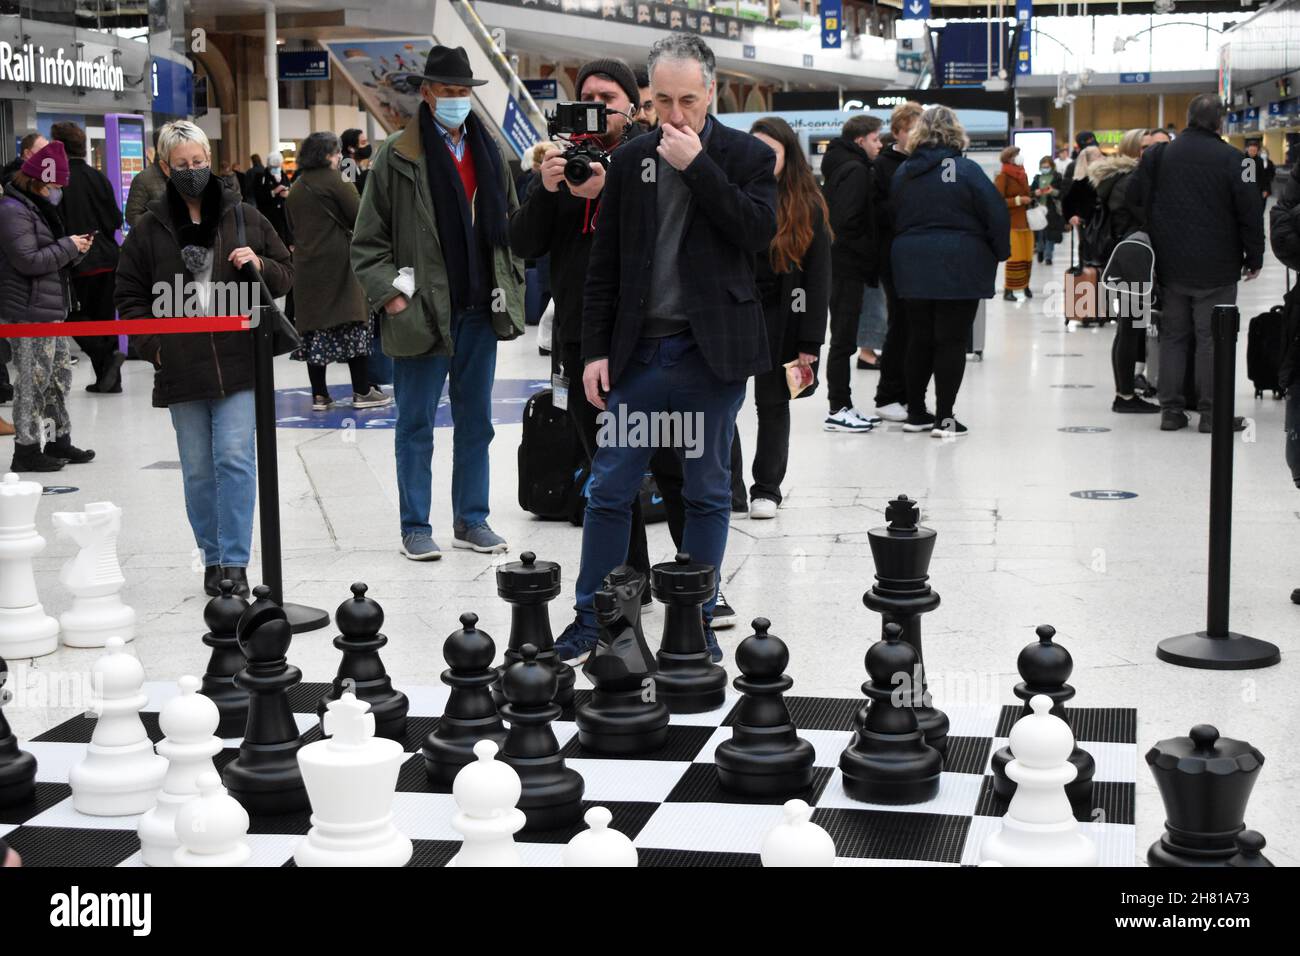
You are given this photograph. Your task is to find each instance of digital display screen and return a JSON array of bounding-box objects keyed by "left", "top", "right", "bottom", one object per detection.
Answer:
[{"left": 115, "top": 118, "right": 145, "bottom": 236}]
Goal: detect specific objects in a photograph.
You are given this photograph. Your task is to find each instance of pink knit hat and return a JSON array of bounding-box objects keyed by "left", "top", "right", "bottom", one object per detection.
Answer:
[{"left": 20, "top": 140, "right": 70, "bottom": 187}]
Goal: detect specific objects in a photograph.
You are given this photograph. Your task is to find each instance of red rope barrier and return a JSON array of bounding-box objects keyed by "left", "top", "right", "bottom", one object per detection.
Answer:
[{"left": 0, "top": 316, "right": 251, "bottom": 338}]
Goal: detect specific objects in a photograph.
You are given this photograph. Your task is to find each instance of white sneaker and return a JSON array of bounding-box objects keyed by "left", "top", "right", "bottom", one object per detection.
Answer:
[
  {"left": 874, "top": 402, "right": 908, "bottom": 423},
  {"left": 750, "top": 497, "right": 778, "bottom": 519},
  {"left": 824, "top": 407, "right": 875, "bottom": 432}
]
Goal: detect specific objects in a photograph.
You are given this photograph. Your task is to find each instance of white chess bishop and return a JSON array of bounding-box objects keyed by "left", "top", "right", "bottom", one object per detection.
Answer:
[
  {"left": 137, "top": 675, "right": 222, "bottom": 866},
  {"left": 448, "top": 739, "right": 525, "bottom": 868},
  {"left": 761, "top": 799, "right": 836, "bottom": 867},
  {"left": 0, "top": 472, "right": 60, "bottom": 659},
  {"left": 563, "top": 806, "right": 638, "bottom": 867},
  {"left": 173, "top": 771, "right": 251, "bottom": 867},
  {"left": 69, "top": 637, "right": 167, "bottom": 815},
  {"left": 979, "top": 695, "right": 1099, "bottom": 868},
  {"left": 53, "top": 501, "right": 135, "bottom": 648},
  {"left": 294, "top": 693, "right": 412, "bottom": 867}
]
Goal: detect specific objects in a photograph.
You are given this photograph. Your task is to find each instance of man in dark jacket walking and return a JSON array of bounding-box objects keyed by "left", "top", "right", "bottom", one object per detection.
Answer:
[
  {"left": 50, "top": 122, "right": 127, "bottom": 393},
  {"left": 820, "top": 113, "right": 883, "bottom": 433},
  {"left": 1244, "top": 140, "right": 1275, "bottom": 206},
  {"left": 570, "top": 34, "right": 777, "bottom": 662},
  {"left": 1129, "top": 94, "right": 1263, "bottom": 433}
]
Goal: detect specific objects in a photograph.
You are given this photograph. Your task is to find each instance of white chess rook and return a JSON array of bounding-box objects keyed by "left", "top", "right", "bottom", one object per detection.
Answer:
[
  {"left": 173, "top": 771, "right": 251, "bottom": 867},
  {"left": 69, "top": 637, "right": 167, "bottom": 816},
  {"left": 979, "top": 695, "right": 1099, "bottom": 867},
  {"left": 448, "top": 739, "right": 525, "bottom": 868},
  {"left": 0, "top": 473, "right": 60, "bottom": 658},
  {"left": 294, "top": 693, "right": 412, "bottom": 867},
  {"left": 138, "top": 675, "right": 222, "bottom": 866},
  {"left": 53, "top": 501, "right": 135, "bottom": 648}
]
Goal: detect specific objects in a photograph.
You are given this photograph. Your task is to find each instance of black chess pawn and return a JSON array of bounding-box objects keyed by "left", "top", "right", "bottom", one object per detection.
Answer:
[
  {"left": 990, "top": 625, "right": 1095, "bottom": 813},
  {"left": 199, "top": 579, "right": 250, "bottom": 737},
  {"left": 318, "top": 583, "right": 409, "bottom": 739},
  {"left": 0, "top": 657, "right": 37, "bottom": 808},
  {"left": 422, "top": 612, "right": 508, "bottom": 785},
  {"left": 499, "top": 643, "right": 585, "bottom": 831},
  {"left": 1146, "top": 724, "right": 1265, "bottom": 867},
  {"left": 839, "top": 623, "right": 942, "bottom": 804},
  {"left": 1227, "top": 830, "right": 1273, "bottom": 867},
  {"left": 863, "top": 494, "right": 949, "bottom": 756},
  {"left": 221, "top": 586, "right": 309, "bottom": 815},
  {"left": 714, "top": 618, "right": 815, "bottom": 797},
  {"left": 493, "top": 552, "right": 573, "bottom": 709},
  {"left": 652, "top": 553, "right": 727, "bottom": 713},
  {"left": 575, "top": 573, "right": 668, "bottom": 755}
]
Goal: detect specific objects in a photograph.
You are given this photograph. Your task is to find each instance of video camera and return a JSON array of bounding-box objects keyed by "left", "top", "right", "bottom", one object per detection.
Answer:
[{"left": 545, "top": 101, "right": 615, "bottom": 186}]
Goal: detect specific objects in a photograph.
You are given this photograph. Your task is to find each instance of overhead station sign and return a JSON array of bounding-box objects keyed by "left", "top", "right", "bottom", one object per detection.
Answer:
[{"left": 0, "top": 41, "right": 126, "bottom": 92}]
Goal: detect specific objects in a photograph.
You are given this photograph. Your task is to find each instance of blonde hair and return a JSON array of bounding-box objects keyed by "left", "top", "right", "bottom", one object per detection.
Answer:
[
  {"left": 1118, "top": 128, "right": 1145, "bottom": 159},
  {"left": 1072, "top": 145, "right": 1104, "bottom": 179},
  {"left": 889, "top": 101, "right": 924, "bottom": 137},
  {"left": 156, "top": 120, "right": 210, "bottom": 166},
  {"left": 907, "top": 105, "right": 968, "bottom": 153}
]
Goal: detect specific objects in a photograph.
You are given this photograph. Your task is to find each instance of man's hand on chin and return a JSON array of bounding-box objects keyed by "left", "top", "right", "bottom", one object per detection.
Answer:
[{"left": 657, "top": 123, "right": 702, "bottom": 172}]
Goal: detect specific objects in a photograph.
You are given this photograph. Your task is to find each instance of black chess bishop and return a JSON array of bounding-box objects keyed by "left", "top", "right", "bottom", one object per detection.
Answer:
[
  {"left": 318, "top": 583, "right": 408, "bottom": 739},
  {"left": 422, "top": 612, "right": 508, "bottom": 785}
]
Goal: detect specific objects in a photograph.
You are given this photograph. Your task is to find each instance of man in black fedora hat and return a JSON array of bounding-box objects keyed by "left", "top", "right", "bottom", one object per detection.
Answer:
[{"left": 352, "top": 45, "right": 526, "bottom": 560}]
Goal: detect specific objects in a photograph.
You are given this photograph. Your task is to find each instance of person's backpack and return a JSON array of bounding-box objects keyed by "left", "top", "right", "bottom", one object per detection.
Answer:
[
  {"left": 517, "top": 389, "right": 587, "bottom": 521},
  {"left": 1101, "top": 230, "right": 1156, "bottom": 319}
]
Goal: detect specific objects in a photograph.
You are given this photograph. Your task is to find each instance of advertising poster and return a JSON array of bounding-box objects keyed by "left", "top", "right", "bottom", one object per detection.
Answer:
[{"left": 320, "top": 38, "right": 435, "bottom": 133}]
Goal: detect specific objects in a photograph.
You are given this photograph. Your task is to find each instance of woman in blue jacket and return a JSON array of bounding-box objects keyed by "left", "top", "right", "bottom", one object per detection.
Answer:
[{"left": 891, "top": 106, "right": 1010, "bottom": 437}]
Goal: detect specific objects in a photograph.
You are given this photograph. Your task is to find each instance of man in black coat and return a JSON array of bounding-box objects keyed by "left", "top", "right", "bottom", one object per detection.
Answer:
[
  {"left": 50, "top": 122, "right": 126, "bottom": 393},
  {"left": 820, "top": 113, "right": 883, "bottom": 432},
  {"left": 1244, "top": 140, "right": 1275, "bottom": 205},
  {"left": 1129, "top": 94, "right": 1263, "bottom": 433},
  {"left": 568, "top": 34, "right": 777, "bottom": 662}
]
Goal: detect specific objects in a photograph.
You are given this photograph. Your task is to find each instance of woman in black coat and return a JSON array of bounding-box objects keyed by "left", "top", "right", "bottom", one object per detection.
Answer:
[
  {"left": 730, "top": 117, "right": 831, "bottom": 518},
  {"left": 253, "top": 151, "right": 292, "bottom": 245}
]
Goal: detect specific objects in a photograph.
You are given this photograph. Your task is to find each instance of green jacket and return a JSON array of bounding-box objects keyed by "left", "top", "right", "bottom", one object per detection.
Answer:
[{"left": 351, "top": 116, "right": 525, "bottom": 357}]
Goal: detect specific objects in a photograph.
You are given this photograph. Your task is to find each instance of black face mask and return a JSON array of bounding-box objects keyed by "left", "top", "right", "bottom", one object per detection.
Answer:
[
  {"left": 354, "top": 144, "right": 372, "bottom": 161},
  {"left": 170, "top": 166, "right": 211, "bottom": 198}
]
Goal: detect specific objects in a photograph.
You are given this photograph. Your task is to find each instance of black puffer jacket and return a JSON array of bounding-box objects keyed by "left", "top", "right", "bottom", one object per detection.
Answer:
[
  {"left": 1270, "top": 175, "right": 1300, "bottom": 388},
  {"left": 0, "top": 182, "right": 85, "bottom": 325},
  {"left": 820, "top": 136, "right": 878, "bottom": 285},
  {"left": 1128, "top": 127, "right": 1264, "bottom": 290},
  {"left": 114, "top": 178, "right": 292, "bottom": 407},
  {"left": 62, "top": 157, "right": 123, "bottom": 275}
]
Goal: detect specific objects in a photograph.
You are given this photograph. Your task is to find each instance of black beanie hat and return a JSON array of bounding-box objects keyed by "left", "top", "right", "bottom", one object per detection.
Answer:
[{"left": 575, "top": 58, "right": 639, "bottom": 112}]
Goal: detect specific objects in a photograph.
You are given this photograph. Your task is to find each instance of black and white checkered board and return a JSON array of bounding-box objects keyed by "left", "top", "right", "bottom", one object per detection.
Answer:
[{"left": 2, "top": 681, "right": 1138, "bottom": 867}]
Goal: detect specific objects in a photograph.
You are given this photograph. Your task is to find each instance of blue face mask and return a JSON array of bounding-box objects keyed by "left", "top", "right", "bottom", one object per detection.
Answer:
[
  {"left": 46, "top": 186, "right": 63, "bottom": 206},
  {"left": 434, "top": 96, "right": 472, "bottom": 129}
]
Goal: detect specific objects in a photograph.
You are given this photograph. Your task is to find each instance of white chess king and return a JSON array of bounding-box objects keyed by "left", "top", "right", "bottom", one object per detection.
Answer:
[
  {"left": 0, "top": 472, "right": 60, "bottom": 658},
  {"left": 979, "top": 695, "right": 1099, "bottom": 868},
  {"left": 294, "top": 693, "right": 412, "bottom": 867},
  {"left": 53, "top": 501, "right": 135, "bottom": 648}
]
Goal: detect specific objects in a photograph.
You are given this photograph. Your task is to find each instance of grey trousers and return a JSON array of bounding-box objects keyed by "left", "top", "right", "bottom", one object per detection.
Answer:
[
  {"left": 1157, "top": 283, "right": 1237, "bottom": 414},
  {"left": 12, "top": 335, "right": 72, "bottom": 446}
]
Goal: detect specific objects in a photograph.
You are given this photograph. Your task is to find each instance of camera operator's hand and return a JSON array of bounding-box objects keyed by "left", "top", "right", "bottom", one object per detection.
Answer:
[
  {"left": 583, "top": 358, "right": 610, "bottom": 411},
  {"left": 540, "top": 153, "right": 569, "bottom": 193},
  {"left": 569, "top": 161, "right": 606, "bottom": 200},
  {"left": 658, "top": 123, "right": 702, "bottom": 172}
]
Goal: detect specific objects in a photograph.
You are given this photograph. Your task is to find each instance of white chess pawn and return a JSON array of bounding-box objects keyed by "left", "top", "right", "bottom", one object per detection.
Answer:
[
  {"left": 173, "top": 771, "right": 251, "bottom": 867},
  {"left": 53, "top": 501, "right": 135, "bottom": 648},
  {"left": 562, "top": 806, "right": 638, "bottom": 867},
  {"left": 979, "top": 695, "right": 1099, "bottom": 868},
  {"left": 0, "top": 472, "right": 60, "bottom": 659},
  {"left": 69, "top": 637, "right": 166, "bottom": 815},
  {"left": 448, "top": 739, "right": 525, "bottom": 868},
  {"left": 761, "top": 799, "right": 836, "bottom": 867},
  {"left": 294, "top": 693, "right": 411, "bottom": 867},
  {"left": 138, "top": 675, "right": 222, "bottom": 866}
]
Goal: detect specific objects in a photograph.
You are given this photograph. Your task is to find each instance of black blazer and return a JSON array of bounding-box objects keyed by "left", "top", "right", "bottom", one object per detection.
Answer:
[{"left": 582, "top": 118, "right": 778, "bottom": 385}]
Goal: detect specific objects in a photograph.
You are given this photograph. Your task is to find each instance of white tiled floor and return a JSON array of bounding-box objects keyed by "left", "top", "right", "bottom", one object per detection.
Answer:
[{"left": 2, "top": 241, "right": 1297, "bottom": 866}]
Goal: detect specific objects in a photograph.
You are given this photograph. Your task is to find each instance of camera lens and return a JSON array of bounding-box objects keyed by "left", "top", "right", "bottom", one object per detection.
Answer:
[{"left": 565, "top": 155, "right": 593, "bottom": 185}]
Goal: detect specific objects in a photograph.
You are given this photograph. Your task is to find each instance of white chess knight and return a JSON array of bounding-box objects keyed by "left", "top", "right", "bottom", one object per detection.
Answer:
[
  {"left": 294, "top": 693, "right": 412, "bottom": 867},
  {"left": 69, "top": 637, "right": 167, "bottom": 815},
  {"left": 563, "top": 806, "right": 638, "bottom": 867},
  {"left": 979, "top": 695, "right": 1099, "bottom": 868},
  {"left": 173, "top": 771, "right": 251, "bottom": 867},
  {"left": 0, "top": 472, "right": 60, "bottom": 658},
  {"left": 447, "top": 739, "right": 525, "bottom": 868},
  {"left": 761, "top": 799, "right": 836, "bottom": 867},
  {"left": 52, "top": 501, "right": 135, "bottom": 648},
  {"left": 137, "top": 675, "right": 222, "bottom": 866}
]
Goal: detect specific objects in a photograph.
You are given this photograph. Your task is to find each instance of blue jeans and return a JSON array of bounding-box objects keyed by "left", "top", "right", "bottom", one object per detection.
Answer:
[
  {"left": 1286, "top": 388, "right": 1300, "bottom": 488},
  {"left": 168, "top": 390, "right": 257, "bottom": 567},
  {"left": 392, "top": 306, "right": 496, "bottom": 536},
  {"left": 574, "top": 332, "right": 746, "bottom": 631},
  {"left": 1035, "top": 232, "right": 1056, "bottom": 263}
]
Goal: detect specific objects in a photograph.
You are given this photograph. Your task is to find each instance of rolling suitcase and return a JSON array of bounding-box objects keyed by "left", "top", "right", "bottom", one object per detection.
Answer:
[
  {"left": 517, "top": 389, "right": 587, "bottom": 521},
  {"left": 1246, "top": 305, "right": 1288, "bottom": 399},
  {"left": 1063, "top": 229, "right": 1107, "bottom": 325}
]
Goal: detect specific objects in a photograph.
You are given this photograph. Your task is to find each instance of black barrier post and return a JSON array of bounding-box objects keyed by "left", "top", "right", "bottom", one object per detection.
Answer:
[
  {"left": 251, "top": 286, "right": 330, "bottom": 634},
  {"left": 1156, "top": 304, "right": 1280, "bottom": 669}
]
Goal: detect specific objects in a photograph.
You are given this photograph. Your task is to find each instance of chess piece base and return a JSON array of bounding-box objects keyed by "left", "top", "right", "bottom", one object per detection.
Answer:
[
  {"left": 448, "top": 808, "right": 526, "bottom": 867},
  {"left": 981, "top": 816, "right": 1098, "bottom": 867},
  {"left": 173, "top": 844, "right": 252, "bottom": 867},
  {"left": 208, "top": 692, "right": 249, "bottom": 739},
  {"left": 221, "top": 747, "right": 309, "bottom": 816},
  {"left": 1147, "top": 823, "right": 1241, "bottom": 867},
  {"left": 653, "top": 656, "right": 727, "bottom": 714},
  {"left": 0, "top": 740, "right": 37, "bottom": 807},
  {"left": 991, "top": 744, "right": 1095, "bottom": 813},
  {"left": 294, "top": 817, "right": 412, "bottom": 867},
  {"left": 1156, "top": 631, "right": 1280, "bottom": 670},
  {"left": 575, "top": 689, "right": 670, "bottom": 755},
  {"left": 423, "top": 722, "right": 510, "bottom": 786},
  {"left": 505, "top": 759, "right": 584, "bottom": 832},
  {"left": 0, "top": 604, "right": 60, "bottom": 659},
  {"left": 839, "top": 732, "right": 942, "bottom": 805},
  {"left": 138, "top": 795, "right": 186, "bottom": 867},
  {"left": 715, "top": 736, "right": 816, "bottom": 797},
  {"left": 69, "top": 742, "right": 166, "bottom": 816},
  {"left": 915, "top": 706, "right": 949, "bottom": 757},
  {"left": 715, "top": 761, "right": 815, "bottom": 798},
  {"left": 59, "top": 599, "right": 135, "bottom": 648}
]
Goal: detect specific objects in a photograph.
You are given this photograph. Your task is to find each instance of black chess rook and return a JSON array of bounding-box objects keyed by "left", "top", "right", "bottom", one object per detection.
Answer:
[
  {"left": 493, "top": 551, "right": 574, "bottom": 708},
  {"left": 318, "top": 583, "right": 408, "bottom": 739},
  {"left": 0, "top": 656, "right": 37, "bottom": 807},
  {"left": 651, "top": 553, "right": 727, "bottom": 714},
  {"left": 198, "top": 579, "right": 250, "bottom": 738},
  {"left": 422, "top": 612, "right": 508, "bottom": 785}
]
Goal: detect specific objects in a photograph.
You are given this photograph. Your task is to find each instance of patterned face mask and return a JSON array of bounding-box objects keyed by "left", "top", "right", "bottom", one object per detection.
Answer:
[{"left": 170, "top": 165, "right": 211, "bottom": 198}]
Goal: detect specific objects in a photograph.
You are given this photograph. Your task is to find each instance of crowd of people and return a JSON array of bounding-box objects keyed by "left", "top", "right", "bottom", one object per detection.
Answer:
[{"left": 0, "top": 36, "right": 1295, "bottom": 662}]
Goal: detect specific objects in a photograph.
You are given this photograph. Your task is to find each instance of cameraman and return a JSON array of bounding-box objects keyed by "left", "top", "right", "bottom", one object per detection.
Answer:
[{"left": 510, "top": 58, "right": 690, "bottom": 654}]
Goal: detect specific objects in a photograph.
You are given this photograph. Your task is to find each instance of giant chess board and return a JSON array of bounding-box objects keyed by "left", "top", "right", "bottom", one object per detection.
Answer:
[{"left": 1, "top": 681, "right": 1138, "bottom": 867}]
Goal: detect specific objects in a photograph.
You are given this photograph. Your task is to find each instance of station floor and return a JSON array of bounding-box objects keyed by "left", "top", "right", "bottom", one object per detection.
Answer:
[{"left": 4, "top": 247, "right": 1297, "bottom": 866}]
